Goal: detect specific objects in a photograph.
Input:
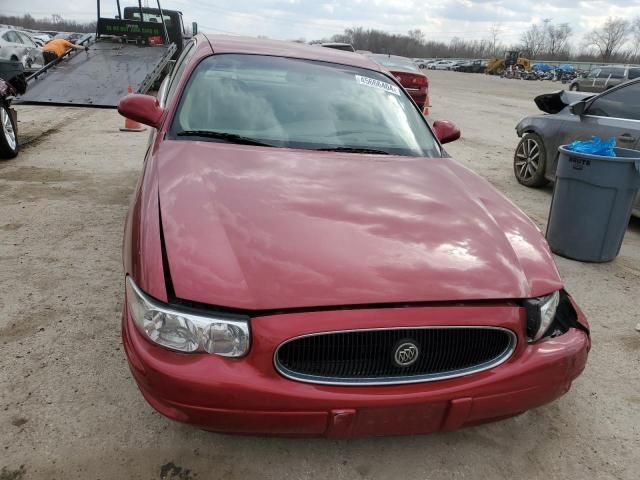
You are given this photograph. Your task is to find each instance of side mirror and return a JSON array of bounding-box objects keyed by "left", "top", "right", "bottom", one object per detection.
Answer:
[
  {"left": 570, "top": 101, "right": 586, "bottom": 116},
  {"left": 432, "top": 120, "right": 461, "bottom": 144},
  {"left": 192, "top": 22, "right": 198, "bottom": 35},
  {"left": 118, "top": 94, "right": 164, "bottom": 129}
]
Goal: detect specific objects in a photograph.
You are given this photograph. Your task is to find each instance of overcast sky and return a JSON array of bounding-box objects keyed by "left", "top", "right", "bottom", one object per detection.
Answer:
[{"left": 4, "top": 0, "right": 640, "bottom": 43}]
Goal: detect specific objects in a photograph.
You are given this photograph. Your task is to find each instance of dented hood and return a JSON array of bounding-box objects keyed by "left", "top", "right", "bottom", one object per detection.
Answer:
[
  {"left": 534, "top": 90, "right": 594, "bottom": 114},
  {"left": 156, "top": 141, "right": 562, "bottom": 310}
]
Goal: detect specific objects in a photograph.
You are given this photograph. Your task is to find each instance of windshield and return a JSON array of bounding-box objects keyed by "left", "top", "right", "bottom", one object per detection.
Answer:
[
  {"left": 368, "top": 54, "right": 420, "bottom": 72},
  {"left": 170, "top": 54, "right": 440, "bottom": 157}
]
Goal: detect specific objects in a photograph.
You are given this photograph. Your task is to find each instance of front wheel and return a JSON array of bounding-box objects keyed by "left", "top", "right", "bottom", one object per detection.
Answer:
[
  {"left": 570, "top": 83, "right": 579, "bottom": 91},
  {"left": 0, "top": 105, "right": 18, "bottom": 159},
  {"left": 514, "top": 133, "right": 547, "bottom": 187}
]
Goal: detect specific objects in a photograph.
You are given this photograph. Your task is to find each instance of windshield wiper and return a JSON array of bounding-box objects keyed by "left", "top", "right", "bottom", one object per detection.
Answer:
[
  {"left": 316, "top": 146, "right": 390, "bottom": 155},
  {"left": 176, "top": 130, "right": 275, "bottom": 147}
]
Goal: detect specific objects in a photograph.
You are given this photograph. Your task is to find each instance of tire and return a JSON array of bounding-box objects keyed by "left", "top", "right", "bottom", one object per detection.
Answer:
[
  {"left": 514, "top": 133, "right": 547, "bottom": 187},
  {"left": 570, "top": 83, "right": 579, "bottom": 91},
  {"left": 0, "top": 105, "right": 19, "bottom": 159}
]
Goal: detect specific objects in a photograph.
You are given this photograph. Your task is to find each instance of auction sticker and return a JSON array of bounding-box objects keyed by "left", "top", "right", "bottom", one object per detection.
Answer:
[{"left": 355, "top": 75, "right": 401, "bottom": 96}]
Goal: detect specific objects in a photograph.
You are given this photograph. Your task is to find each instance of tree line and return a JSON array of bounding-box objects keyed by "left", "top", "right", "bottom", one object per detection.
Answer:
[
  {"left": 0, "top": 14, "right": 96, "bottom": 34},
  {"left": 315, "top": 18, "right": 640, "bottom": 64}
]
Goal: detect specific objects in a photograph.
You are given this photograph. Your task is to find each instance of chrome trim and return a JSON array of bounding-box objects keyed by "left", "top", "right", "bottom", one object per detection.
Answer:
[{"left": 273, "top": 326, "right": 518, "bottom": 386}]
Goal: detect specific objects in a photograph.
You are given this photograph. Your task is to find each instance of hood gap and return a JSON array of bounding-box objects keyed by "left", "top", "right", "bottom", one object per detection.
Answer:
[{"left": 158, "top": 193, "right": 177, "bottom": 302}]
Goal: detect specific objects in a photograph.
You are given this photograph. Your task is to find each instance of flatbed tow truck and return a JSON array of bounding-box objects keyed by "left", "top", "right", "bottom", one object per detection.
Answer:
[{"left": 15, "top": 0, "right": 193, "bottom": 108}]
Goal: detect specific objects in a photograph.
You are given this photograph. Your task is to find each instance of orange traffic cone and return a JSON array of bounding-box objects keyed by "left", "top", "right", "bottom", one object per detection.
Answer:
[{"left": 120, "top": 85, "right": 145, "bottom": 132}]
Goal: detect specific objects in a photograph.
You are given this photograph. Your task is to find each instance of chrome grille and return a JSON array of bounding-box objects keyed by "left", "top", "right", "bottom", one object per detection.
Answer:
[{"left": 274, "top": 327, "right": 517, "bottom": 386}]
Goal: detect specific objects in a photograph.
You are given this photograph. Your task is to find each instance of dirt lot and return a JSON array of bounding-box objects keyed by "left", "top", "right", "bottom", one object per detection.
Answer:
[{"left": 1, "top": 71, "right": 638, "bottom": 480}]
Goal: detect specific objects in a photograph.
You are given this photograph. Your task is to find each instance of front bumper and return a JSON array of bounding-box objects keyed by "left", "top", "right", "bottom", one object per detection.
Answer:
[{"left": 122, "top": 302, "right": 589, "bottom": 438}]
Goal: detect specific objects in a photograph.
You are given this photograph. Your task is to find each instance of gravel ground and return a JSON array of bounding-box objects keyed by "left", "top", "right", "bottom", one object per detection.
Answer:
[{"left": 0, "top": 71, "right": 638, "bottom": 480}]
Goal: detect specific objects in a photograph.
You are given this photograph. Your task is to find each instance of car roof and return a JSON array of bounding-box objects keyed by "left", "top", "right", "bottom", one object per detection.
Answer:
[{"left": 202, "top": 34, "right": 384, "bottom": 72}]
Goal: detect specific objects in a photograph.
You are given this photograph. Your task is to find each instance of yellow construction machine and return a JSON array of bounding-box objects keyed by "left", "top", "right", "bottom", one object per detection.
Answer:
[{"left": 486, "top": 51, "right": 531, "bottom": 75}]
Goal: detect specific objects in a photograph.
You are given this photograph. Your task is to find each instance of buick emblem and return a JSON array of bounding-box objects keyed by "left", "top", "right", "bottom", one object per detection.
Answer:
[{"left": 393, "top": 341, "right": 419, "bottom": 367}]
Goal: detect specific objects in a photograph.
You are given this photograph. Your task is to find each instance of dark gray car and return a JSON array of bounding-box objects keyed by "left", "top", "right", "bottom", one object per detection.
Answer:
[
  {"left": 569, "top": 65, "right": 640, "bottom": 93},
  {"left": 514, "top": 78, "right": 640, "bottom": 216}
]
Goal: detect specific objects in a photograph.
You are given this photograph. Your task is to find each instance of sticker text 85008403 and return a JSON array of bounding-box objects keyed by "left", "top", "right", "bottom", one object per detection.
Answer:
[{"left": 355, "top": 75, "right": 401, "bottom": 96}]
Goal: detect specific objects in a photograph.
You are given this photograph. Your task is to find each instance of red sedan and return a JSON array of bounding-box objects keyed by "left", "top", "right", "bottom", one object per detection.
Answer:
[
  {"left": 118, "top": 35, "right": 589, "bottom": 438},
  {"left": 367, "top": 53, "right": 430, "bottom": 114}
]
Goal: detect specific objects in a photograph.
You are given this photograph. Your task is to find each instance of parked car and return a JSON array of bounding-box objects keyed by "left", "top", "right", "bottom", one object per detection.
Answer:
[
  {"left": 117, "top": 34, "right": 589, "bottom": 438},
  {"left": 29, "top": 37, "right": 45, "bottom": 47},
  {"left": 25, "top": 32, "right": 50, "bottom": 47},
  {"left": 429, "top": 60, "right": 456, "bottom": 70},
  {"left": 452, "top": 60, "right": 471, "bottom": 72},
  {"left": 0, "top": 28, "right": 45, "bottom": 70},
  {"left": 320, "top": 42, "right": 355, "bottom": 52},
  {"left": 569, "top": 65, "right": 640, "bottom": 92},
  {"left": 0, "top": 59, "right": 26, "bottom": 159},
  {"left": 514, "top": 79, "right": 640, "bottom": 216},
  {"left": 0, "top": 77, "right": 18, "bottom": 158},
  {"left": 413, "top": 58, "right": 433, "bottom": 69},
  {"left": 52, "top": 32, "right": 85, "bottom": 44},
  {"left": 366, "top": 53, "right": 429, "bottom": 111},
  {"left": 421, "top": 59, "right": 440, "bottom": 69},
  {"left": 456, "top": 59, "right": 487, "bottom": 73}
]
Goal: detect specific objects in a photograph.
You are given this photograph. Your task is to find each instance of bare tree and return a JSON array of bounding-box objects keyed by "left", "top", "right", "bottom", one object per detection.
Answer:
[
  {"left": 521, "top": 24, "right": 546, "bottom": 59},
  {"left": 488, "top": 23, "right": 502, "bottom": 56},
  {"left": 586, "top": 17, "right": 631, "bottom": 62},
  {"left": 407, "top": 29, "right": 425, "bottom": 45},
  {"left": 630, "top": 17, "right": 640, "bottom": 61},
  {"left": 546, "top": 23, "right": 572, "bottom": 58}
]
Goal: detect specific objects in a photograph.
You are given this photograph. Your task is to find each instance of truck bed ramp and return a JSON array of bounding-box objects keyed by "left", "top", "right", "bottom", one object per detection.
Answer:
[{"left": 16, "top": 40, "right": 176, "bottom": 108}]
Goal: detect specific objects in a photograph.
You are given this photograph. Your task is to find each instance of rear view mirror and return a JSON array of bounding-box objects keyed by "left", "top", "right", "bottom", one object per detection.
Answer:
[
  {"left": 570, "top": 101, "right": 586, "bottom": 116},
  {"left": 432, "top": 120, "right": 461, "bottom": 145},
  {"left": 118, "top": 94, "right": 164, "bottom": 129}
]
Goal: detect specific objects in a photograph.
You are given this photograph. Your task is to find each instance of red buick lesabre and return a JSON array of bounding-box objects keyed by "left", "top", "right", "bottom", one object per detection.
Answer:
[{"left": 118, "top": 34, "right": 590, "bottom": 438}]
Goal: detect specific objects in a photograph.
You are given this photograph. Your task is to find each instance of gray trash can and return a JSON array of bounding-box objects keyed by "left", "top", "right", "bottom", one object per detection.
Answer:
[{"left": 546, "top": 146, "right": 640, "bottom": 262}]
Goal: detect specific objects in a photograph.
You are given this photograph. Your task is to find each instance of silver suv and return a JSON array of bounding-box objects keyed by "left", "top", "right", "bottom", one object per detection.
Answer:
[{"left": 569, "top": 65, "right": 640, "bottom": 92}]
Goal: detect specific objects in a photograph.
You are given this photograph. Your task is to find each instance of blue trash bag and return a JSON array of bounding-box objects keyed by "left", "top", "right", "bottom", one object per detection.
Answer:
[
  {"left": 566, "top": 136, "right": 616, "bottom": 157},
  {"left": 532, "top": 63, "right": 552, "bottom": 72}
]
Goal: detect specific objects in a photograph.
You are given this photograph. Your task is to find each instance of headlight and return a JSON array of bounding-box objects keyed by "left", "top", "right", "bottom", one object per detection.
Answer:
[
  {"left": 524, "top": 291, "right": 560, "bottom": 342},
  {"left": 125, "top": 276, "right": 250, "bottom": 356}
]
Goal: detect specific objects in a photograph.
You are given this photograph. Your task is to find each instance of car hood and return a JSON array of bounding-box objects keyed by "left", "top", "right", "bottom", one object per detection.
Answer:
[{"left": 155, "top": 141, "right": 562, "bottom": 310}]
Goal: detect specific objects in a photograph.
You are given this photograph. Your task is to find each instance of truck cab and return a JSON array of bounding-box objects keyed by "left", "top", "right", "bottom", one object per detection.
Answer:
[{"left": 122, "top": 7, "right": 191, "bottom": 58}]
